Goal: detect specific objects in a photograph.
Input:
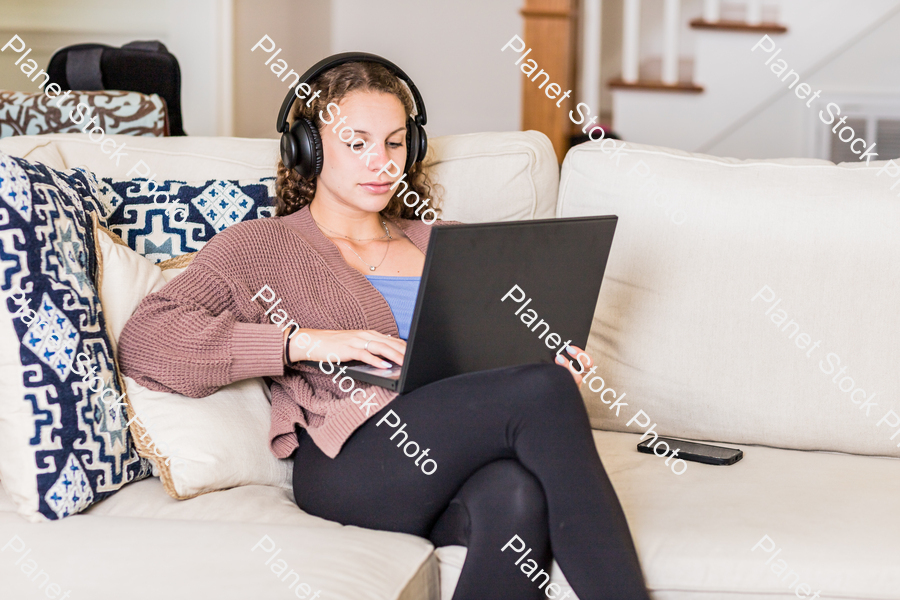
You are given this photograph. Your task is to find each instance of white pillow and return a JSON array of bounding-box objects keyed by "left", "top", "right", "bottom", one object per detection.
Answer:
[
  {"left": 96, "top": 226, "right": 292, "bottom": 498},
  {"left": 425, "top": 131, "right": 559, "bottom": 223}
]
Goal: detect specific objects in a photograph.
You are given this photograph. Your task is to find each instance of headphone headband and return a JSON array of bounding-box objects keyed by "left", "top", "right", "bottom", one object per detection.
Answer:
[{"left": 275, "top": 51, "right": 427, "bottom": 134}]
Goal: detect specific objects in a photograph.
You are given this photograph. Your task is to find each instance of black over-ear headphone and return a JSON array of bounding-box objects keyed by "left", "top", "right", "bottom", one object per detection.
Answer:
[{"left": 276, "top": 52, "right": 428, "bottom": 180}]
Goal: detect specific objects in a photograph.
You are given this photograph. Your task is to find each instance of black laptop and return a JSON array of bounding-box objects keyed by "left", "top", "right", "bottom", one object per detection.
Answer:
[{"left": 343, "top": 216, "right": 618, "bottom": 393}]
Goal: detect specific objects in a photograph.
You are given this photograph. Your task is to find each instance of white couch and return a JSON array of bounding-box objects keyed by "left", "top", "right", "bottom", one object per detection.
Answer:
[{"left": 1, "top": 131, "right": 898, "bottom": 600}]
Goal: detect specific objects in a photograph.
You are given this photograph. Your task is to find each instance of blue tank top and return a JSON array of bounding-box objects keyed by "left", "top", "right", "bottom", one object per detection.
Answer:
[{"left": 365, "top": 275, "right": 421, "bottom": 340}]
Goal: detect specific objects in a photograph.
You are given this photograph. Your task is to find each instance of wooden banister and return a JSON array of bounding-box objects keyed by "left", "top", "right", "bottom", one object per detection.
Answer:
[{"left": 519, "top": 0, "right": 577, "bottom": 163}]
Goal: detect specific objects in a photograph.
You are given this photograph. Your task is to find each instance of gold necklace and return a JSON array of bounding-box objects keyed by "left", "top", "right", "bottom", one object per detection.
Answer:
[
  {"left": 312, "top": 217, "right": 394, "bottom": 271},
  {"left": 315, "top": 219, "right": 392, "bottom": 242},
  {"left": 340, "top": 238, "right": 391, "bottom": 271}
]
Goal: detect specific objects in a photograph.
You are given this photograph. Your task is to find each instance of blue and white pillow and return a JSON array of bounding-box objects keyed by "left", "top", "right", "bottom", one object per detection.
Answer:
[
  {"left": 98, "top": 178, "right": 275, "bottom": 263},
  {"left": 0, "top": 151, "right": 151, "bottom": 522}
]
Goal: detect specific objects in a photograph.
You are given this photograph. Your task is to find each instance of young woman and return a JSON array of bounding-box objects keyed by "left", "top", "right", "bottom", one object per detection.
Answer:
[{"left": 117, "top": 58, "right": 651, "bottom": 600}]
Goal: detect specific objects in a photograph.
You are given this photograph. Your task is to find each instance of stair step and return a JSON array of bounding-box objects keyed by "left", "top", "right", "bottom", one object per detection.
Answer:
[
  {"left": 609, "top": 79, "right": 704, "bottom": 93},
  {"left": 689, "top": 18, "right": 787, "bottom": 33}
]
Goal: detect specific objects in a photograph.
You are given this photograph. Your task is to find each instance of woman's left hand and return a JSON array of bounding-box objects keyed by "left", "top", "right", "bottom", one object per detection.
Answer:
[{"left": 555, "top": 344, "right": 590, "bottom": 386}]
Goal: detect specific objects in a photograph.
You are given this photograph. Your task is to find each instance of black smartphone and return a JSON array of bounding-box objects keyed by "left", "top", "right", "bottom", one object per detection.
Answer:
[{"left": 637, "top": 436, "right": 743, "bottom": 466}]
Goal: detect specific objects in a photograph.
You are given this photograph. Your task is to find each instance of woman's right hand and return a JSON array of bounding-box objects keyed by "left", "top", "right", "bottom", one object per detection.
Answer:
[{"left": 285, "top": 328, "right": 406, "bottom": 368}]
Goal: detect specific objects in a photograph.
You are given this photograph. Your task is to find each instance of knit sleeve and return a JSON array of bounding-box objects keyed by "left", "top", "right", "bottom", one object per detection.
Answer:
[{"left": 117, "top": 262, "right": 285, "bottom": 398}]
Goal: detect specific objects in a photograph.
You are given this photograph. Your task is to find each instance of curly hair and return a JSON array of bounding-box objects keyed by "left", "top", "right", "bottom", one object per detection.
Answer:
[{"left": 274, "top": 61, "right": 439, "bottom": 219}]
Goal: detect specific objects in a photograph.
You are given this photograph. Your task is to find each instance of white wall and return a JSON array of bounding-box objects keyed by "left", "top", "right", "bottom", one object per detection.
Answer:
[
  {"left": 330, "top": 0, "right": 523, "bottom": 138},
  {"left": 707, "top": 6, "right": 900, "bottom": 159},
  {"left": 600, "top": 0, "right": 623, "bottom": 119},
  {"left": 233, "top": 0, "right": 331, "bottom": 139},
  {"left": 164, "top": 0, "right": 231, "bottom": 137}
]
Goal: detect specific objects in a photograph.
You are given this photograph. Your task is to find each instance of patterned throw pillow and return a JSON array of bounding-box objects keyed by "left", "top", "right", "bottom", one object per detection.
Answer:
[
  {"left": 98, "top": 177, "right": 275, "bottom": 263},
  {"left": 0, "top": 89, "right": 169, "bottom": 138},
  {"left": 0, "top": 151, "right": 151, "bottom": 522}
]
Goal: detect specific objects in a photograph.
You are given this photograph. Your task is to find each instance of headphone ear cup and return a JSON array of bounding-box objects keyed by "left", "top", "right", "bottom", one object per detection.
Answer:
[
  {"left": 416, "top": 124, "right": 428, "bottom": 167},
  {"left": 280, "top": 130, "right": 299, "bottom": 170},
  {"left": 404, "top": 118, "right": 428, "bottom": 173},
  {"left": 289, "top": 118, "right": 324, "bottom": 179},
  {"left": 404, "top": 120, "right": 419, "bottom": 174},
  {"left": 308, "top": 120, "right": 324, "bottom": 177}
]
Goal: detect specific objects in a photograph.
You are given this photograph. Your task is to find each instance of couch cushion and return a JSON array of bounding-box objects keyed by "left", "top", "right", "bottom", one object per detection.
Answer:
[
  {"left": 81, "top": 477, "right": 330, "bottom": 527},
  {"left": 95, "top": 227, "right": 292, "bottom": 499},
  {"left": 98, "top": 177, "right": 276, "bottom": 263},
  {"left": 559, "top": 140, "right": 900, "bottom": 458},
  {"left": 0, "top": 131, "right": 559, "bottom": 224},
  {"left": 424, "top": 131, "right": 559, "bottom": 222},
  {"left": 0, "top": 134, "right": 279, "bottom": 179},
  {"left": 1, "top": 477, "right": 439, "bottom": 600},
  {"left": 600, "top": 429, "right": 900, "bottom": 599},
  {"left": 0, "top": 152, "right": 150, "bottom": 522},
  {"left": 0, "top": 493, "right": 438, "bottom": 600},
  {"left": 0, "top": 135, "right": 65, "bottom": 169},
  {"left": 436, "top": 430, "right": 900, "bottom": 600}
]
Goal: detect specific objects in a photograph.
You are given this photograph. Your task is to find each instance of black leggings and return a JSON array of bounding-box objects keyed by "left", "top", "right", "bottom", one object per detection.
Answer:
[{"left": 292, "top": 364, "right": 650, "bottom": 600}]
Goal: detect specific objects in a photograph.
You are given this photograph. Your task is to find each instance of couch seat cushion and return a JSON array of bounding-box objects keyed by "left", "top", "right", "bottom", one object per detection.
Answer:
[
  {"left": 594, "top": 429, "right": 900, "bottom": 599},
  {"left": 82, "top": 477, "right": 327, "bottom": 527},
  {"left": 435, "top": 430, "right": 900, "bottom": 600},
  {"left": 1, "top": 477, "right": 438, "bottom": 599}
]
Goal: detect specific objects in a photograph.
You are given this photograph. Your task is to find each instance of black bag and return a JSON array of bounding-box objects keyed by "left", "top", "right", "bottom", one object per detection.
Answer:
[{"left": 47, "top": 41, "right": 185, "bottom": 136}]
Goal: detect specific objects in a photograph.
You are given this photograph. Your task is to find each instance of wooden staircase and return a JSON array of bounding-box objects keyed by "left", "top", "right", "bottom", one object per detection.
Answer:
[{"left": 518, "top": 0, "right": 793, "bottom": 160}]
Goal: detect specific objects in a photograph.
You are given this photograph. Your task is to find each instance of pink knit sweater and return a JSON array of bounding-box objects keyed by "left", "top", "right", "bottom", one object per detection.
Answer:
[{"left": 117, "top": 205, "right": 446, "bottom": 459}]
